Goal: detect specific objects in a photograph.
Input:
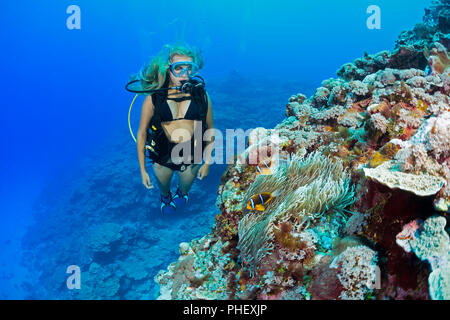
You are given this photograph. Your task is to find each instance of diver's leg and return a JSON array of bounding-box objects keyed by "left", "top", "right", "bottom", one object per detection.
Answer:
[
  {"left": 177, "top": 164, "right": 201, "bottom": 195},
  {"left": 152, "top": 162, "right": 175, "bottom": 197}
]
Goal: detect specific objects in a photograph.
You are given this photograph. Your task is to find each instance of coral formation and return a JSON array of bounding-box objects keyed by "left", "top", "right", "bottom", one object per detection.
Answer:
[
  {"left": 155, "top": 0, "right": 449, "bottom": 301},
  {"left": 155, "top": 234, "right": 232, "bottom": 300},
  {"left": 425, "top": 42, "right": 450, "bottom": 75},
  {"left": 397, "top": 216, "right": 450, "bottom": 300},
  {"left": 86, "top": 223, "right": 123, "bottom": 254},
  {"left": 363, "top": 160, "right": 446, "bottom": 197},
  {"left": 79, "top": 263, "right": 121, "bottom": 299},
  {"left": 329, "top": 245, "right": 378, "bottom": 300}
]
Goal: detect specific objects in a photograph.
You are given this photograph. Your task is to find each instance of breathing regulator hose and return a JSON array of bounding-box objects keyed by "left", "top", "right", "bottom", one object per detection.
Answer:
[
  {"left": 128, "top": 94, "right": 153, "bottom": 150},
  {"left": 126, "top": 75, "right": 205, "bottom": 151}
]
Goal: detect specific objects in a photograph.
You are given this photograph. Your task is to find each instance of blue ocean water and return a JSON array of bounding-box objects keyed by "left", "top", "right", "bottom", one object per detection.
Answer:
[{"left": 0, "top": 0, "right": 431, "bottom": 299}]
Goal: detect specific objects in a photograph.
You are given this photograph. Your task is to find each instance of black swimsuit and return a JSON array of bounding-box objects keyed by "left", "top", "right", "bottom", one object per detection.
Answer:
[{"left": 149, "top": 92, "right": 208, "bottom": 172}]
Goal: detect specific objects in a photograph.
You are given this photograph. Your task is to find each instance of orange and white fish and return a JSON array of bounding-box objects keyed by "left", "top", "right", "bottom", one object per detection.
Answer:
[
  {"left": 246, "top": 189, "right": 281, "bottom": 211},
  {"left": 256, "top": 158, "right": 273, "bottom": 175}
]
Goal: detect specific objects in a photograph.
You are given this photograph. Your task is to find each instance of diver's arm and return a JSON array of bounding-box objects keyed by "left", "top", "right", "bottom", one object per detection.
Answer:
[
  {"left": 137, "top": 95, "right": 155, "bottom": 175},
  {"left": 203, "top": 93, "right": 214, "bottom": 165}
]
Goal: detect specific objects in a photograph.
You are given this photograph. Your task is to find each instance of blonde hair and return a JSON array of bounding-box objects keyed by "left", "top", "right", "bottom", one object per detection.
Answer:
[{"left": 131, "top": 43, "right": 204, "bottom": 93}]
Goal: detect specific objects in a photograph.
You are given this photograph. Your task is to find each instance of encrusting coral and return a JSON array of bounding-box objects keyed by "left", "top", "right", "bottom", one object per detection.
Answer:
[{"left": 155, "top": 234, "right": 233, "bottom": 300}]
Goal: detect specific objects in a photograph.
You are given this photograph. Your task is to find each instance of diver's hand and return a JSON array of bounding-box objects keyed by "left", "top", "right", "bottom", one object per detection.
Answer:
[
  {"left": 141, "top": 171, "right": 153, "bottom": 189},
  {"left": 197, "top": 164, "right": 210, "bottom": 180}
]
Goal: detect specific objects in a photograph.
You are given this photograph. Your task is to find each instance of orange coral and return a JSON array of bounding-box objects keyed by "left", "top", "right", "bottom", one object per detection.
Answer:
[
  {"left": 381, "top": 142, "right": 402, "bottom": 158},
  {"left": 368, "top": 142, "right": 401, "bottom": 168},
  {"left": 369, "top": 151, "right": 388, "bottom": 168}
]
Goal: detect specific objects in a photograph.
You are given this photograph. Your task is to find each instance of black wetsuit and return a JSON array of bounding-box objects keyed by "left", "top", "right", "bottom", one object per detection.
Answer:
[{"left": 147, "top": 89, "right": 208, "bottom": 172}]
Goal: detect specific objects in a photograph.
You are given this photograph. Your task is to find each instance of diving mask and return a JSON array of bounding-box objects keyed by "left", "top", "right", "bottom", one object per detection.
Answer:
[{"left": 169, "top": 61, "right": 199, "bottom": 78}]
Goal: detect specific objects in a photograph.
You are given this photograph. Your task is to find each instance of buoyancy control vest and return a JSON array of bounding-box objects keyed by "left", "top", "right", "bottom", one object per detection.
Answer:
[{"left": 146, "top": 86, "right": 209, "bottom": 166}]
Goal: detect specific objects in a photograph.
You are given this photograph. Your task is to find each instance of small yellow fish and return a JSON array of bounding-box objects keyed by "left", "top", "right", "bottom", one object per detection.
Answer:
[{"left": 246, "top": 189, "right": 280, "bottom": 211}]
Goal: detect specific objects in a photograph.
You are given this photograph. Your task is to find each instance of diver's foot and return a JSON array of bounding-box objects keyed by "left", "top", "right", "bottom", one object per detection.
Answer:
[
  {"left": 172, "top": 187, "right": 188, "bottom": 207},
  {"left": 160, "top": 192, "right": 176, "bottom": 214}
]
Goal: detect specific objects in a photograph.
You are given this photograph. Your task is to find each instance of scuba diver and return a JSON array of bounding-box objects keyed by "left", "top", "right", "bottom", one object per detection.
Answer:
[{"left": 126, "top": 44, "right": 214, "bottom": 214}]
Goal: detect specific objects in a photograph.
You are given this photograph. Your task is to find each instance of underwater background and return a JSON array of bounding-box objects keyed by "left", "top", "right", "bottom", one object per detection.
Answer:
[{"left": 1, "top": 0, "right": 447, "bottom": 300}]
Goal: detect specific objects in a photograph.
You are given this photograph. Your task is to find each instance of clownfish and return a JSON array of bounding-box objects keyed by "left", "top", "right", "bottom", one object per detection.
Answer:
[
  {"left": 246, "top": 189, "right": 281, "bottom": 211},
  {"left": 256, "top": 158, "right": 273, "bottom": 175}
]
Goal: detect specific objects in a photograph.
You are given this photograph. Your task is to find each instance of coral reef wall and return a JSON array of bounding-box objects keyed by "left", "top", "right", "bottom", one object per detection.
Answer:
[{"left": 155, "top": 1, "right": 450, "bottom": 300}]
